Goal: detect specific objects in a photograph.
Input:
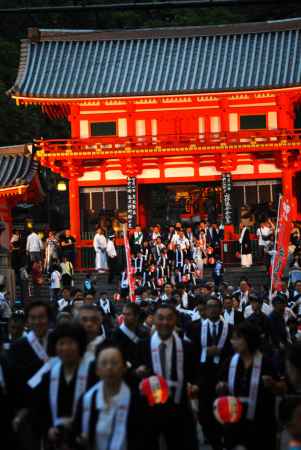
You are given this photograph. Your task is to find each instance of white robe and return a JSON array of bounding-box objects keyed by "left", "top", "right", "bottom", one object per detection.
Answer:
[{"left": 93, "top": 234, "right": 108, "bottom": 271}]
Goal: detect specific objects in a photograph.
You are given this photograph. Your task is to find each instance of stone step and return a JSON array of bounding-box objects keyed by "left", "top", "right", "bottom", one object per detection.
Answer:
[{"left": 16, "top": 266, "right": 268, "bottom": 303}]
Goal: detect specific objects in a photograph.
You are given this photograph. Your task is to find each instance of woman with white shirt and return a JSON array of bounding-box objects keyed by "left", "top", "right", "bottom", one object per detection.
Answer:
[{"left": 72, "top": 345, "right": 148, "bottom": 450}]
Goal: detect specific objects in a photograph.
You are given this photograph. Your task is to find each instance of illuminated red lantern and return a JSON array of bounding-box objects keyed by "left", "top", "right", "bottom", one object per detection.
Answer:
[
  {"left": 207, "top": 246, "right": 214, "bottom": 255},
  {"left": 213, "top": 396, "right": 243, "bottom": 424},
  {"left": 140, "top": 376, "right": 169, "bottom": 406},
  {"left": 113, "top": 293, "right": 121, "bottom": 302},
  {"left": 208, "top": 257, "right": 215, "bottom": 265},
  {"left": 116, "top": 314, "right": 124, "bottom": 325}
]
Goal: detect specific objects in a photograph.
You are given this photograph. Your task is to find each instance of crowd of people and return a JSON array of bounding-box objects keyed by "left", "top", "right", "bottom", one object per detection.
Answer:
[
  {"left": 9, "top": 228, "right": 76, "bottom": 302},
  {"left": 2, "top": 217, "right": 301, "bottom": 449},
  {"left": 2, "top": 278, "right": 301, "bottom": 449}
]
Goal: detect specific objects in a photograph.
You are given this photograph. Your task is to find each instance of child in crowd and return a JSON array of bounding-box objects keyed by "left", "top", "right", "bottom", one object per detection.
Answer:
[{"left": 50, "top": 264, "right": 61, "bottom": 304}]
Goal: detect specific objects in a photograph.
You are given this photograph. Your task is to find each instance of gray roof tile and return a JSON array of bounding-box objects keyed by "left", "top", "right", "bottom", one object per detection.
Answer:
[
  {"left": 10, "top": 19, "right": 301, "bottom": 98},
  {"left": 0, "top": 155, "right": 38, "bottom": 188}
]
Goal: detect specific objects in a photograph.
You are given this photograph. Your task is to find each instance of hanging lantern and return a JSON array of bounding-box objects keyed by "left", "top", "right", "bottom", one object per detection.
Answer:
[
  {"left": 25, "top": 217, "right": 33, "bottom": 230},
  {"left": 57, "top": 180, "right": 67, "bottom": 192},
  {"left": 213, "top": 396, "right": 243, "bottom": 424},
  {"left": 208, "top": 257, "right": 216, "bottom": 265},
  {"left": 140, "top": 376, "right": 169, "bottom": 406}
]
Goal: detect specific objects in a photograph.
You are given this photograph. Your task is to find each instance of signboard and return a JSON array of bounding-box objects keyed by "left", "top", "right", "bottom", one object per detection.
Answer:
[
  {"left": 122, "top": 224, "right": 136, "bottom": 302},
  {"left": 222, "top": 172, "right": 232, "bottom": 225},
  {"left": 271, "top": 195, "right": 292, "bottom": 292},
  {"left": 127, "top": 177, "right": 137, "bottom": 229}
]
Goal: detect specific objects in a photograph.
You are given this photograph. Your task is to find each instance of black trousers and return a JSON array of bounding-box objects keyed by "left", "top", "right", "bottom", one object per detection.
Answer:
[
  {"left": 198, "top": 369, "right": 223, "bottom": 450},
  {"left": 147, "top": 402, "right": 198, "bottom": 450},
  {"left": 108, "top": 256, "right": 119, "bottom": 283}
]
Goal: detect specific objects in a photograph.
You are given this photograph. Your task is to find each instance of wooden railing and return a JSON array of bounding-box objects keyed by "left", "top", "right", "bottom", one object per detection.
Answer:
[{"left": 35, "top": 128, "right": 301, "bottom": 159}]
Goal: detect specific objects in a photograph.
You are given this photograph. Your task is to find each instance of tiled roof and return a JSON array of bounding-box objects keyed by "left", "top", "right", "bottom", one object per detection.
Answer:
[
  {"left": 0, "top": 155, "right": 38, "bottom": 188},
  {"left": 10, "top": 18, "right": 301, "bottom": 98}
]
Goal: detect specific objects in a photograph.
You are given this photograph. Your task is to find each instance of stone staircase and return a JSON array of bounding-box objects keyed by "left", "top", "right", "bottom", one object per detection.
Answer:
[
  {"left": 16, "top": 266, "right": 268, "bottom": 304},
  {"left": 212, "top": 265, "right": 268, "bottom": 290}
]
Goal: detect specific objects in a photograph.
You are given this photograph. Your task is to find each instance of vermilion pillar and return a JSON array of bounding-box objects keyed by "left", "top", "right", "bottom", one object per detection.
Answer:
[
  {"left": 282, "top": 168, "right": 297, "bottom": 220},
  {"left": 69, "top": 177, "right": 80, "bottom": 240},
  {"left": 277, "top": 94, "right": 294, "bottom": 129}
]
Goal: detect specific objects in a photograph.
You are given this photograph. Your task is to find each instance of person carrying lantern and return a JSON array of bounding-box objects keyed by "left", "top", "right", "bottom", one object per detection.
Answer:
[
  {"left": 216, "top": 321, "right": 285, "bottom": 450},
  {"left": 135, "top": 303, "right": 200, "bottom": 450}
]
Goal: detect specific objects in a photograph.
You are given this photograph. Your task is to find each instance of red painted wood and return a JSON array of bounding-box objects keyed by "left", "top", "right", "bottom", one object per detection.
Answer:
[{"left": 28, "top": 87, "right": 301, "bottom": 251}]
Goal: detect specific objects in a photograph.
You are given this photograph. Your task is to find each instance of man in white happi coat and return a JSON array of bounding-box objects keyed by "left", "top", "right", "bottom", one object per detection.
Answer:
[{"left": 93, "top": 228, "right": 108, "bottom": 273}]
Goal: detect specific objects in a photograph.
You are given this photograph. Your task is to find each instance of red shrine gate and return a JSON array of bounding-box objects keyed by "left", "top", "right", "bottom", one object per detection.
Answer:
[{"left": 9, "top": 20, "right": 301, "bottom": 267}]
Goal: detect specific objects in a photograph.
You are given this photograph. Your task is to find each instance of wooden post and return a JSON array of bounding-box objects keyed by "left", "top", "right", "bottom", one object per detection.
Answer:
[
  {"left": 282, "top": 168, "right": 297, "bottom": 220},
  {"left": 69, "top": 177, "right": 81, "bottom": 268}
]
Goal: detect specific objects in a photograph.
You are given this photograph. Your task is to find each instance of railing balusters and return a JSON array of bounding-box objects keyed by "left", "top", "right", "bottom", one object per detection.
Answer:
[{"left": 36, "top": 128, "right": 300, "bottom": 157}]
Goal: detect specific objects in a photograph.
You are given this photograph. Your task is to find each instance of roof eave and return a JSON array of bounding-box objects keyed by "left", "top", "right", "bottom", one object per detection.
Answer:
[
  {"left": 33, "top": 18, "right": 301, "bottom": 42},
  {"left": 10, "top": 84, "right": 301, "bottom": 103},
  {"left": 6, "top": 39, "right": 30, "bottom": 98}
]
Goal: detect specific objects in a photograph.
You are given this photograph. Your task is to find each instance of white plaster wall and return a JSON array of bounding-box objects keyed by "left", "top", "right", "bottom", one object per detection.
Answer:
[
  {"left": 78, "top": 171, "right": 101, "bottom": 181},
  {"left": 164, "top": 167, "right": 194, "bottom": 178},
  {"left": 80, "top": 120, "right": 90, "bottom": 138}
]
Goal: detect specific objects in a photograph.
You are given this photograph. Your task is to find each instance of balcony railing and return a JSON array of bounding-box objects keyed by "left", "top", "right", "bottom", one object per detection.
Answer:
[{"left": 35, "top": 128, "right": 301, "bottom": 158}]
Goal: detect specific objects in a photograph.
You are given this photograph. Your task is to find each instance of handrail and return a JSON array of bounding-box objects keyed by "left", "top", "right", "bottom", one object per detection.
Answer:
[{"left": 35, "top": 128, "right": 301, "bottom": 157}]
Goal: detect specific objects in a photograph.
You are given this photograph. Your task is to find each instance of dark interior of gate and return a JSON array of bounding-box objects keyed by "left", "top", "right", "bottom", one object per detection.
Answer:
[{"left": 79, "top": 181, "right": 281, "bottom": 236}]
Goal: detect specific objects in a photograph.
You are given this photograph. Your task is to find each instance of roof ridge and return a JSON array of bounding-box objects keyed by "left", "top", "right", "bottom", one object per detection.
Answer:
[{"left": 28, "top": 17, "right": 301, "bottom": 42}]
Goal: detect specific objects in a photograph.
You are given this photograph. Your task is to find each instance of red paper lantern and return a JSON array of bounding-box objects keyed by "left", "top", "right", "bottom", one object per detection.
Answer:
[
  {"left": 157, "top": 278, "right": 164, "bottom": 286},
  {"left": 113, "top": 293, "right": 121, "bottom": 302},
  {"left": 140, "top": 376, "right": 169, "bottom": 406},
  {"left": 213, "top": 396, "right": 243, "bottom": 424},
  {"left": 208, "top": 257, "right": 216, "bottom": 265},
  {"left": 116, "top": 314, "right": 124, "bottom": 325}
]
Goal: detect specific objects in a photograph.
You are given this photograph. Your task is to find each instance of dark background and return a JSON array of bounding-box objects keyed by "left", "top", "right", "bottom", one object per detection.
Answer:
[
  {"left": 1, "top": 0, "right": 301, "bottom": 146},
  {"left": 1, "top": 1, "right": 300, "bottom": 230}
]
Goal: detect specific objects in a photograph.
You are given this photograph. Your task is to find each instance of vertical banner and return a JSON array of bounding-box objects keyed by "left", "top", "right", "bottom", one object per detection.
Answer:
[
  {"left": 127, "top": 177, "right": 137, "bottom": 229},
  {"left": 122, "top": 224, "right": 136, "bottom": 302},
  {"left": 221, "top": 172, "right": 232, "bottom": 225},
  {"left": 271, "top": 195, "right": 292, "bottom": 292}
]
